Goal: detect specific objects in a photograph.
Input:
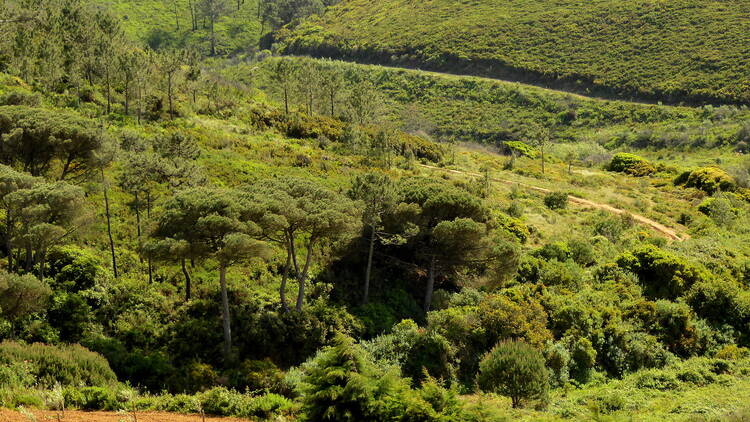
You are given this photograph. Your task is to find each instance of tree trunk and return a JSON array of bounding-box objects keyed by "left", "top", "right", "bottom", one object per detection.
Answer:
[
  {"left": 189, "top": 0, "right": 197, "bottom": 30},
  {"left": 295, "top": 241, "right": 314, "bottom": 312},
  {"left": 172, "top": 0, "right": 180, "bottom": 30},
  {"left": 102, "top": 168, "right": 118, "bottom": 279},
  {"left": 5, "top": 213, "right": 12, "bottom": 272},
  {"left": 423, "top": 256, "right": 436, "bottom": 313},
  {"left": 168, "top": 74, "right": 174, "bottom": 120},
  {"left": 209, "top": 18, "right": 216, "bottom": 56},
  {"left": 182, "top": 258, "right": 191, "bottom": 301},
  {"left": 124, "top": 78, "right": 130, "bottom": 115},
  {"left": 219, "top": 264, "right": 232, "bottom": 359},
  {"left": 279, "top": 239, "right": 292, "bottom": 311},
  {"left": 105, "top": 67, "right": 111, "bottom": 114},
  {"left": 363, "top": 225, "right": 376, "bottom": 304},
  {"left": 283, "top": 86, "right": 289, "bottom": 114}
]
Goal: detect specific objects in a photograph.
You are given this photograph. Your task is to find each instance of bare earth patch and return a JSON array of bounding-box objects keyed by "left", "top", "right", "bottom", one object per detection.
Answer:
[{"left": 0, "top": 409, "right": 254, "bottom": 422}]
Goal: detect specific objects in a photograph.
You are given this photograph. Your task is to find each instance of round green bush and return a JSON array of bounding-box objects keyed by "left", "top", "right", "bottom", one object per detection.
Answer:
[
  {"left": 544, "top": 191, "right": 568, "bottom": 210},
  {"left": 476, "top": 340, "right": 549, "bottom": 408},
  {"left": 608, "top": 153, "right": 656, "bottom": 176}
]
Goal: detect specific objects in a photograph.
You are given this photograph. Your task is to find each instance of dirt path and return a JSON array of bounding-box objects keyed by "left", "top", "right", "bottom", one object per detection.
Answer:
[
  {"left": 419, "top": 164, "right": 688, "bottom": 241},
  {"left": 0, "top": 409, "right": 253, "bottom": 422}
]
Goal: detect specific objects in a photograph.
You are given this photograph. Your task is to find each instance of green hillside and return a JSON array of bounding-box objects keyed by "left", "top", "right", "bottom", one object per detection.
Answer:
[
  {"left": 279, "top": 0, "right": 750, "bottom": 105},
  {"left": 6, "top": 1, "right": 750, "bottom": 420},
  {"left": 95, "top": 0, "right": 262, "bottom": 54}
]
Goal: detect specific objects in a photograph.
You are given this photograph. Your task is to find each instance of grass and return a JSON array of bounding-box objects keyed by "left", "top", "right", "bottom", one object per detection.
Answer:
[
  {"left": 279, "top": 0, "right": 750, "bottom": 105},
  {"left": 253, "top": 57, "right": 750, "bottom": 149},
  {"left": 95, "top": 0, "right": 263, "bottom": 55}
]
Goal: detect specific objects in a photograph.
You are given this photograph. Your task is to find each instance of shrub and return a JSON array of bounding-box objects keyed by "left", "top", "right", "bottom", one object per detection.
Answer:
[
  {"left": 478, "top": 294, "right": 552, "bottom": 349},
  {"left": 616, "top": 244, "right": 710, "bottom": 300},
  {"left": 544, "top": 191, "right": 568, "bottom": 210},
  {"left": 534, "top": 242, "right": 571, "bottom": 262},
  {"left": 63, "top": 386, "right": 121, "bottom": 411},
  {"left": 567, "top": 337, "right": 597, "bottom": 384},
  {"left": 608, "top": 153, "right": 656, "bottom": 176},
  {"left": 0, "top": 271, "right": 51, "bottom": 322},
  {"left": 476, "top": 340, "right": 549, "bottom": 408},
  {"left": 502, "top": 141, "right": 538, "bottom": 158},
  {"left": 0, "top": 342, "right": 117, "bottom": 389},
  {"left": 675, "top": 167, "right": 736, "bottom": 194},
  {"left": 300, "top": 334, "right": 406, "bottom": 421},
  {"left": 633, "top": 369, "right": 679, "bottom": 390}
]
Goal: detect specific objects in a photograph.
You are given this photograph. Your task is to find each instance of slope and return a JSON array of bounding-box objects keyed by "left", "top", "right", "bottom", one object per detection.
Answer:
[{"left": 279, "top": 0, "right": 750, "bottom": 105}]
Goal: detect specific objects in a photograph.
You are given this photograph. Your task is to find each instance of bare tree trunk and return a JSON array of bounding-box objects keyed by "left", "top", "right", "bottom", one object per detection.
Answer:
[
  {"left": 168, "top": 74, "right": 174, "bottom": 119},
  {"left": 188, "top": 0, "right": 197, "bottom": 30},
  {"left": 172, "top": 0, "right": 180, "bottom": 30},
  {"left": 209, "top": 17, "right": 216, "bottom": 56},
  {"left": 182, "top": 258, "right": 191, "bottom": 301},
  {"left": 102, "top": 167, "right": 118, "bottom": 279},
  {"left": 124, "top": 78, "right": 130, "bottom": 115},
  {"left": 105, "top": 67, "right": 111, "bottom": 114},
  {"left": 219, "top": 264, "right": 232, "bottom": 359},
  {"left": 423, "top": 256, "right": 436, "bottom": 313},
  {"left": 283, "top": 86, "right": 289, "bottom": 114},
  {"left": 279, "top": 236, "right": 292, "bottom": 311},
  {"left": 363, "top": 225, "right": 375, "bottom": 304},
  {"left": 295, "top": 241, "right": 314, "bottom": 312}
]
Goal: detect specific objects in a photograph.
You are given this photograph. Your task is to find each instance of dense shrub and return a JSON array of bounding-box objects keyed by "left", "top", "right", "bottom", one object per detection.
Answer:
[
  {"left": 616, "top": 245, "right": 710, "bottom": 300},
  {"left": 476, "top": 340, "right": 549, "bottom": 408},
  {"left": 544, "top": 191, "right": 568, "bottom": 210},
  {"left": 675, "top": 167, "right": 736, "bottom": 194},
  {"left": 299, "top": 334, "right": 405, "bottom": 421},
  {"left": 608, "top": 153, "right": 656, "bottom": 176},
  {"left": 478, "top": 294, "right": 552, "bottom": 349},
  {"left": 0, "top": 341, "right": 117, "bottom": 388}
]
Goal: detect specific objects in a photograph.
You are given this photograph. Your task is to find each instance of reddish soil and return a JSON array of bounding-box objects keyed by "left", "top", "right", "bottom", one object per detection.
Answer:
[{"left": 0, "top": 409, "right": 253, "bottom": 422}]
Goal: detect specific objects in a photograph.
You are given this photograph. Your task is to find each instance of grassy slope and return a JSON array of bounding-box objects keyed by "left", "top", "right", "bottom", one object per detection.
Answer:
[
  {"left": 280, "top": 0, "right": 750, "bottom": 105},
  {"left": 96, "top": 0, "right": 262, "bottom": 54},
  {"left": 255, "top": 57, "right": 750, "bottom": 150}
]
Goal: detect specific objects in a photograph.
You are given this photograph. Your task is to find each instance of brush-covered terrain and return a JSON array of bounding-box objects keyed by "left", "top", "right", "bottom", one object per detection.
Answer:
[
  {"left": 1, "top": 1, "right": 750, "bottom": 421},
  {"left": 278, "top": 0, "right": 750, "bottom": 105}
]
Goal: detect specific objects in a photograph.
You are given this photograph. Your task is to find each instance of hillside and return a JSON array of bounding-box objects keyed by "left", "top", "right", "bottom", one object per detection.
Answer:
[
  {"left": 279, "top": 0, "right": 750, "bottom": 105},
  {"left": 4, "top": 1, "right": 750, "bottom": 421},
  {"left": 95, "top": 0, "right": 262, "bottom": 54}
]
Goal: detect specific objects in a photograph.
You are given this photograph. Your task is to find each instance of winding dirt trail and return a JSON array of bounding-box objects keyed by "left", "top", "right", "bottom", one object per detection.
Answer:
[{"left": 419, "top": 164, "right": 688, "bottom": 241}]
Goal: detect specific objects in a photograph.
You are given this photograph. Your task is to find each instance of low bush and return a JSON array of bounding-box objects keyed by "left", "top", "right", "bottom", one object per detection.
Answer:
[
  {"left": 0, "top": 341, "right": 117, "bottom": 389},
  {"left": 476, "top": 340, "right": 549, "bottom": 408},
  {"left": 608, "top": 153, "right": 656, "bottom": 176},
  {"left": 544, "top": 191, "right": 568, "bottom": 210},
  {"left": 675, "top": 167, "right": 736, "bottom": 194}
]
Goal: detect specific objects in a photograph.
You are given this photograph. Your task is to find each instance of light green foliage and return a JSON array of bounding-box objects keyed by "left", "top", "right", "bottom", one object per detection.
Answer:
[
  {"left": 617, "top": 244, "right": 710, "bottom": 300},
  {"left": 281, "top": 0, "right": 750, "bottom": 104},
  {"left": 477, "top": 340, "right": 549, "bottom": 408},
  {"left": 609, "top": 153, "right": 657, "bottom": 177},
  {"left": 0, "top": 341, "right": 117, "bottom": 389},
  {"left": 675, "top": 166, "right": 737, "bottom": 194}
]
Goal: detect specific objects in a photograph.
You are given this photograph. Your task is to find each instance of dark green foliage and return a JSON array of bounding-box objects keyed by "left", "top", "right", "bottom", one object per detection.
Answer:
[
  {"left": 616, "top": 245, "right": 710, "bottom": 300},
  {"left": 544, "top": 191, "right": 568, "bottom": 210},
  {"left": 299, "top": 334, "right": 404, "bottom": 421},
  {"left": 476, "top": 340, "right": 549, "bottom": 408},
  {"left": 0, "top": 106, "right": 107, "bottom": 179},
  {"left": 46, "top": 246, "right": 104, "bottom": 292},
  {"left": 0, "top": 271, "right": 51, "bottom": 322},
  {"left": 0, "top": 341, "right": 117, "bottom": 388},
  {"left": 608, "top": 153, "right": 656, "bottom": 177}
]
